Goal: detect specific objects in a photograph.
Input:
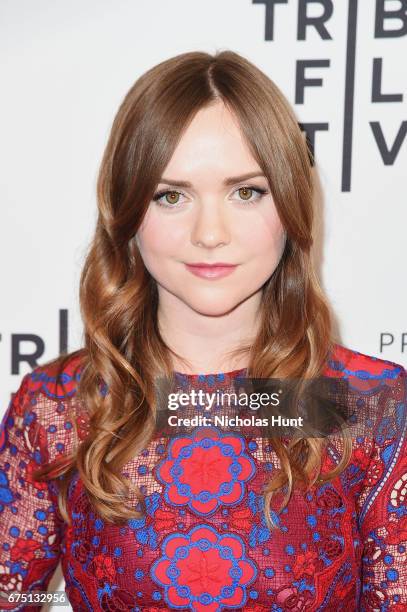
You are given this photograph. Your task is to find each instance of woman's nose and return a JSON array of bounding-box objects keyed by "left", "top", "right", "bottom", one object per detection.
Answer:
[{"left": 190, "top": 200, "right": 231, "bottom": 249}]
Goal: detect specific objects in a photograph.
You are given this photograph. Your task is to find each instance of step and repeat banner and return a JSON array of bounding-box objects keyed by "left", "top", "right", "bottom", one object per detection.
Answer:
[{"left": 0, "top": 0, "right": 406, "bottom": 606}]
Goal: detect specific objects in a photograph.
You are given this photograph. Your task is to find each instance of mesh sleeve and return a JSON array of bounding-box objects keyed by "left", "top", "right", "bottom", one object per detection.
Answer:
[
  {"left": 356, "top": 366, "right": 407, "bottom": 610},
  {"left": 0, "top": 373, "right": 64, "bottom": 611}
]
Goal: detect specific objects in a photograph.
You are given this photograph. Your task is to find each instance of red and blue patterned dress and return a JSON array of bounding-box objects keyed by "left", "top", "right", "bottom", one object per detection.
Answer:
[{"left": 0, "top": 344, "right": 406, "bottom": 611}]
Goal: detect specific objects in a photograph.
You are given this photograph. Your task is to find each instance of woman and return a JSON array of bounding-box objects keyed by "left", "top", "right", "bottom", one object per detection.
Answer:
[{"left": 0, "top": 50, "right": 406, "bottom": 611}]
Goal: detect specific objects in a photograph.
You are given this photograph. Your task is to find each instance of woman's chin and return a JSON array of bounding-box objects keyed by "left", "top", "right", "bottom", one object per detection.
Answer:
[{"left": 185, "top": 298, "right": 243, "bottom": 317}]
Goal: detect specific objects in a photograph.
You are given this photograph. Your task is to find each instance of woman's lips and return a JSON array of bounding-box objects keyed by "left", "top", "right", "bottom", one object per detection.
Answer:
[{"left": 184, "top": 263, "right": 238, "bottom": 279}]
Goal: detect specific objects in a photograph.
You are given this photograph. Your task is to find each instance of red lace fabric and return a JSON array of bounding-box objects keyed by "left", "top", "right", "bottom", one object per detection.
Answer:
[{"left": 0, "top": 343, "right": 406, "bottom": 611}]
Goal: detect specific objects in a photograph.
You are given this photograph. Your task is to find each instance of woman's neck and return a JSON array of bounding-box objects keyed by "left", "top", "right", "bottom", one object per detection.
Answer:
[{"left": 157, "top": 290, "right": 262, "bottom": 374}]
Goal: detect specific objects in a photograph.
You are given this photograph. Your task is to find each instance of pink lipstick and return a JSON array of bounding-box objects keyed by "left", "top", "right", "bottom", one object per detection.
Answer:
[{"left": 184, "top": 262, "right": 238, "bottom": 279}]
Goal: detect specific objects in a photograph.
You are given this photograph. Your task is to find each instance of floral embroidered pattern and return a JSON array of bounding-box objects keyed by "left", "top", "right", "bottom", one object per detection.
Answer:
[
  {"left": 155, "top": 426, "right": 255, "bottom": 515},
  {"left": 151, "top": 524, "right": 257, "bottom": 611}
]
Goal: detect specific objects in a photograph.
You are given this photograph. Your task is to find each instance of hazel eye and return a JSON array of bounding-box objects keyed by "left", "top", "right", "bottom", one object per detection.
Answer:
[
  {"left": 238, "top": 187, "right": 253, "bottom": 200},
  {"left": 163, "top": 191, "right": 180, "bottom": 205},
  {"left": 234, "top": 185, "right": 268, "bottom": 204},
  {"left": 152, "top": 189, "right": 185, "bottom": 208}
]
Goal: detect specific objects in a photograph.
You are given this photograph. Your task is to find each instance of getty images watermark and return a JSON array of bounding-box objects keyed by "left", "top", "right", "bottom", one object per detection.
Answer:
[
  {"left": 166, "top": 387, "right": 303, "bottom": 429},
  {"left": 153, "top": 376, "right": 365, "bottom": 440}
]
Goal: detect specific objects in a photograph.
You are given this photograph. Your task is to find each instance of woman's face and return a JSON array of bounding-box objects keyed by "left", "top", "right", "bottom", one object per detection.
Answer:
[{"left": 136, "top": 101, "right": 286, "bottom": 318}]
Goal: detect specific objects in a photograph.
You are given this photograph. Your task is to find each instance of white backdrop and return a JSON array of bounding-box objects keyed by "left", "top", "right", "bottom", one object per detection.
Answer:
[{"left": 1, "top": 1, "right": 406, "bottom": 607}]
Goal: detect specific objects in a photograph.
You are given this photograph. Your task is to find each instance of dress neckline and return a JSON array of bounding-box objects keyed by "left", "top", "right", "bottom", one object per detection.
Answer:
[{"left": 173, "top": 367, "right": 247, "bottom": 379}]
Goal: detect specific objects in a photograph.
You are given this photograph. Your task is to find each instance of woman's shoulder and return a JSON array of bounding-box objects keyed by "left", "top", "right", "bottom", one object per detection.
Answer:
[
  {"left": 324, "top": 344, "right": 406, "bottom": 434},
  {"left": 22, "top": 349, "right": 86, "bottom": 400},
  {"left": 325, "top": 342, "right": 406, "bottom": 386},
  {"left": 7, "top": 350, "right": 88, "bottom": 461}
]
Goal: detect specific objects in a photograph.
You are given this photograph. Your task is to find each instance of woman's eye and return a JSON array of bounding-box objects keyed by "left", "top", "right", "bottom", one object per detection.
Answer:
[
  {"left": 234, "top": 186, "right": 268, "bottom": 203},
  {"left": 238, "top": 187, "right": 254, "bottom": 201},
  {"left": 152, "top": 190, "right": 185, "bottom": 208}
]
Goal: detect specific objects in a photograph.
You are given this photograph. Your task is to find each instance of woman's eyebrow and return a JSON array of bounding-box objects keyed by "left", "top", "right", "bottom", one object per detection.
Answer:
[{"left": 159, "top": 172, "right": 266, "bottom": 188}]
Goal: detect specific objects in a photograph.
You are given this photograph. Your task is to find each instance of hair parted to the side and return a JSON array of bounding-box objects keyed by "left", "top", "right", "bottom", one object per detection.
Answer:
[{"left": 33, "top": 49, "right": 352, "bottom": 530}]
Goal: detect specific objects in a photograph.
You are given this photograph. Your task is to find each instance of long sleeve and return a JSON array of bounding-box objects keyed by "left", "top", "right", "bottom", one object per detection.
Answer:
[
  {"left": 356, "top": 366, "right": 407, "bottom": 611},
  {"left": 0, "top": 373, "right": 64, "bottom": 612}
]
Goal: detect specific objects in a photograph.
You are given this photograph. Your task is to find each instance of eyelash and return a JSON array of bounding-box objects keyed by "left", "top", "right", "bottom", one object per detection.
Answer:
[{"left": 152, "top": 185, "right": 269, "bottom": 209}]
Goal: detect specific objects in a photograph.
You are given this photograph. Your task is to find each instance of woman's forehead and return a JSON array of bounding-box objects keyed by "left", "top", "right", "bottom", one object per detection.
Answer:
[{"left": 160, "top": 105, "right": 260, "bottom": 183}]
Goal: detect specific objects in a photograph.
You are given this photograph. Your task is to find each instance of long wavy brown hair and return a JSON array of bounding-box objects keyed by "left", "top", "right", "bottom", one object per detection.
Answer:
[{"left": 34, "top": 49, "right": 352, "bottom": 530}]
